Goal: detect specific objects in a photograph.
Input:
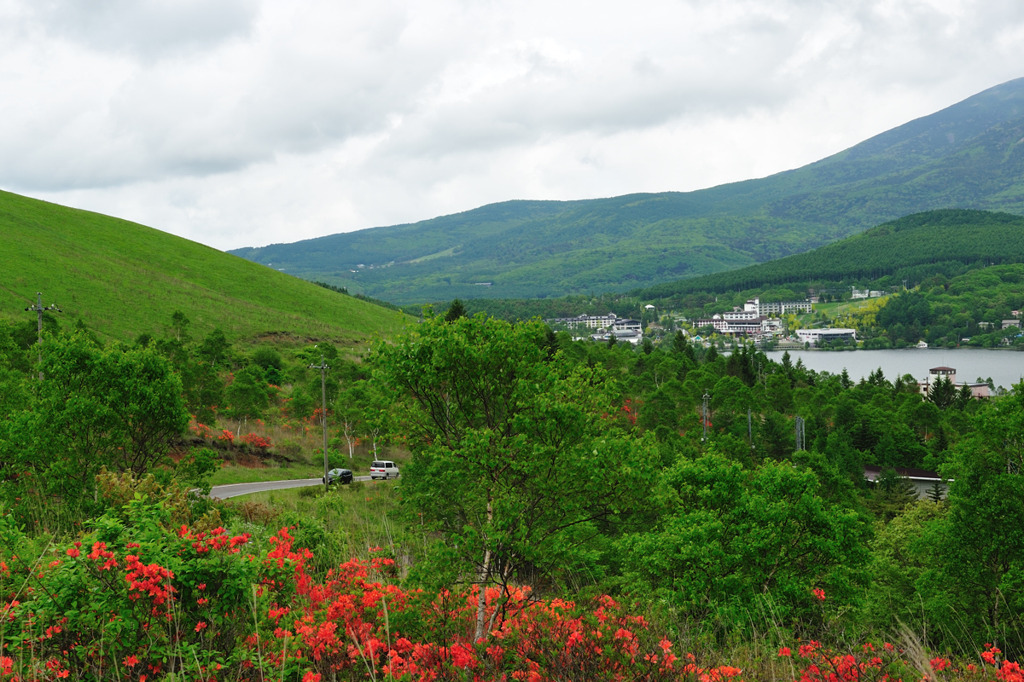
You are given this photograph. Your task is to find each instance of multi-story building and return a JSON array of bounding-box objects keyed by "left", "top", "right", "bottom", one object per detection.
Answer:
[
  {"left": 546, "top": 313, "right": 621, "bottom": 330},
  {"left": 693, "top": 314, "right": 782, "bottom": 338}
]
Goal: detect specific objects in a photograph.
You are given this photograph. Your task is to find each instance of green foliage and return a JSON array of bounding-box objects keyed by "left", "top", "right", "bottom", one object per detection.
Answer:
[
  {"left": 0, "top": 334, "right": 191, "bottom": 528},
  {"left": 921, "top": 388, "right": 1024, "bottom": 652},
  {"left": 618, "top": 450, "right": 870, "bottom": 636},
  {"left": 864, "top": 500, "right": 948, "bottom": 637},
  {"left": 371, "top": 314, "right": 659, "bottom": 623},
  {"left": 225, "top": 364, "right": 271, "bottom": 419},
  {"left": 443, "top": 297, "right": 468, "bottom": 322}
]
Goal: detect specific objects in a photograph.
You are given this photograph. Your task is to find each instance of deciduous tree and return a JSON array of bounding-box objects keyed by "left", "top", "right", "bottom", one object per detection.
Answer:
[{"left": 372, "top": 313, "right": 657, "bottom": 640}]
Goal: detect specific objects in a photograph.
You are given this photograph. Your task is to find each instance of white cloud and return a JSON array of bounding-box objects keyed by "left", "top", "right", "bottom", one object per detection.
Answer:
[{"left": 1, "top": 0, "right": 1023, "bottom": 250}]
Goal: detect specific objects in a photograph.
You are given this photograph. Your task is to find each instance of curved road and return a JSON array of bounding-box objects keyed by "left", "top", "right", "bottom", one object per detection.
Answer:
[{"left": 210, "top": 474, "right": 373, "bottom": 499}]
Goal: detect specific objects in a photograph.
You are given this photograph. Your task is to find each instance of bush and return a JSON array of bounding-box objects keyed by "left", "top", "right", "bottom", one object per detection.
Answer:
[{"left": 1, "top": 504, "right": 1019, "bottom": 681}]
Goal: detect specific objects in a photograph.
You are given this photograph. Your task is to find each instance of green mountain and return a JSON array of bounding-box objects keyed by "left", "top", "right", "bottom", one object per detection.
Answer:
[
  {"left": 637, "top": 209, "right": 1024, "bottom": 300},
  {"left": 230, "top": 78, "right": 1024, "bottom": 304},
  {"left": 457, "top": 209, "right": 1024, "bottom": 323},
  {"left": 0, "top": 190, "right": 410, "bottom": 344}
]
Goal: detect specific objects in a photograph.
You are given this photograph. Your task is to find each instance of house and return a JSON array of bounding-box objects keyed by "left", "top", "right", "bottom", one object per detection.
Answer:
[
  {"left": 863, "top": 466, "right": 950, "bottom": 500},
  {"left": 917, "top": 366, "right": 990, "bottom": 399}
]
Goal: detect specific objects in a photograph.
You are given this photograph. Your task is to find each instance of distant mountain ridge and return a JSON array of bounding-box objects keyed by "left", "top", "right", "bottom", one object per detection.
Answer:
[{"left": 231, "top": 78, "right": 1024, "bottom": 304}]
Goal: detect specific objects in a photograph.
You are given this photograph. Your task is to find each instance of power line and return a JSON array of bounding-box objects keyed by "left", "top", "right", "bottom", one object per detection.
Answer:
[
  {"left": 701, "top": 391, "right": 710, "bottom": 445},
  {"left": 25, "top": 291, "right": 61, "bottom": 380},
  {"left": 309, "top": 354, "right": 330, "bottom": 492}
]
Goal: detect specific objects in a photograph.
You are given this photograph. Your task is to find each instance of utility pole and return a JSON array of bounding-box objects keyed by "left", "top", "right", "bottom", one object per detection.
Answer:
[
  {"left": 309, "top": 354, "right": 330, "bottom": 491},
  {"left": 701, "top": 391, "right": 710, "bottom": 445},
  {"left": 24, "top": 292, "right": 61, "bottom": 380},
  {"left": 795, "top": 416, "right": 805, "bottom": 452},
  {"left": 748, "top": 408, "right": 755, "bottom": 455}
]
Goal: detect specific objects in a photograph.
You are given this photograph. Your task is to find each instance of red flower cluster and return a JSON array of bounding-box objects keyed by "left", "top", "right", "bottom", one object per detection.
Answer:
[
  {"left": 241, "top": 432, "right": 272, "bottom": 449},
  {"left": 124, "top": 554, "right": 176, "bottom": 612},
  {"left": 2, "top": 519, "right": 1022, "bottom": 682},
  {"left": 189, "top": 420, "right": 214, "bottom": 439}
]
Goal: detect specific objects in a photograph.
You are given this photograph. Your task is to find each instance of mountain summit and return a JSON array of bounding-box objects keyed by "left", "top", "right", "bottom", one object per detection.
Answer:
[{"left": 231, "top": 78, "right": 1024, "bottom": 304}]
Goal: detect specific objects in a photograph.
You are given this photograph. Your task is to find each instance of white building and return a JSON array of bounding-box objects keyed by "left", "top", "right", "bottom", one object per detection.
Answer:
[
  {"left": 546, "top": 313, "right": 621, "bottom": 330},
  {"left": 591, "top": 318, "right": 643, "bottom": 345},
  {"left": 863, "top": 466, "right": 949, "bottom": 500},
  {"left": 795, "top": 328, "right": 857, "bottom": 346},
  {"left": 693, "top": 314, "right": 781, "bottom": 338},
  {"left": 744, "top": 297, "right": 812, "bottom": 316}
]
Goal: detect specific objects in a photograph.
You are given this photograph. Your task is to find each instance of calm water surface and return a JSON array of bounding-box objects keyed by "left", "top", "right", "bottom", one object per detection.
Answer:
[{"left": 763, "top": 348, "right": 1024, "bottom": 390}]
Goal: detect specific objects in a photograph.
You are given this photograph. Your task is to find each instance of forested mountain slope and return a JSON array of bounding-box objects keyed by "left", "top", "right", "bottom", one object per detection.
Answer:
[
  {"left": 0, "top": 190, "right": 410, "bottom": 344},
  {"left": 232, "top": 78, "right": 1024, "bottom": 303},
  {"left": 637, "top": 209, "right": 1024, "bottom": 300}
]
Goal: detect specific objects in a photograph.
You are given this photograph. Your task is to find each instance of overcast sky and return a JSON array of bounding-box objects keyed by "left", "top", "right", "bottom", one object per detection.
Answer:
[{"left": 2, "top": 0, "right": 1022, "bottom": 251}]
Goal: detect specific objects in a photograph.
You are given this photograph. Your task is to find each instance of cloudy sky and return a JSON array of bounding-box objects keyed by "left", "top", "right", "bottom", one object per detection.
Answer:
[{"left": 2, "top": 0, "right": 1022, "bottom": 251}]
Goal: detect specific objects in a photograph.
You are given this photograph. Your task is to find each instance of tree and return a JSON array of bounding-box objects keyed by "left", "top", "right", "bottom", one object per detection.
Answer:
[
  {"left": 372, "top": 314, "right": 657, "bottom": 640},
  {"left": 1, "top": 334, "right": 188, "bottom": 524},
  {"left": 618, "top": 451, "right": 869, "bottom": 634},
  {"left": 347, "top": 379, "right": 391, "bottom": 457},
  {"left": 922, "top": 388, "right": 1024, "bottom": 651},
  {"left": 868, "top": 468, "right": 920, "bottom": 521},
  {"left": 928, "top": 376, "right": 957, "bottom": 409},
  {"left": 444, "top": 298, "right": 467, "bottom": 322},
  {"left": 225, "top": 364, "right": 272, "bottom": 419},
  {"left": 333, "top": 383, "right": 364, "bottom": 459},
  {"left": 251, "top": 346, "right": 284, "bottom": 385},
  {"left": 196, "top": 328, "right": 232, "bottom": 368}
]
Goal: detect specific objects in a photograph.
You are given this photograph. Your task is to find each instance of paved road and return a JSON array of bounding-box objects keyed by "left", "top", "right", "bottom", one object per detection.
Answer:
[{"left": 210, "top": 475, "right": 373, "bottom": 499}]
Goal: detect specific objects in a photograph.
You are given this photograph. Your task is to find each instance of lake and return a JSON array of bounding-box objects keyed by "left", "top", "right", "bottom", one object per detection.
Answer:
[{"left": 762, "top": 348, "right": 1024, "bottom": 390}]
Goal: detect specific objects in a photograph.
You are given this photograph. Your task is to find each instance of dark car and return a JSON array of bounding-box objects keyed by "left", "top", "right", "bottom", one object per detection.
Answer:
[{"left": 323, "top": 468, "right": 353, "bottom": 485}]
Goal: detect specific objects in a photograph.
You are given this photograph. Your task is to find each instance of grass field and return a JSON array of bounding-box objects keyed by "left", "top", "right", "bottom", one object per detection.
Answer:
[{"left": 0, "top": 189, "right": 412, "bottom": 345}]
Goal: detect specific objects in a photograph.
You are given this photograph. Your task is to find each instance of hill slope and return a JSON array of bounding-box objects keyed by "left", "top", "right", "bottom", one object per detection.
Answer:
[
  {"left": 0, "top": 190, "right": 410, "bottom": 344},
  {"left": 636, "top": 209, "right": 1024, "bottom": 300},
  {"left": 231, "top": 77, "right": 1024, "bottom": 304}
]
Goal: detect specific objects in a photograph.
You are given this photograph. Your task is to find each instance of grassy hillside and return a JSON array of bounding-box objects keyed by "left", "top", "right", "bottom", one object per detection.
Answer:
[
  {"left": 0, "top": 190, "right": 411, "bottom": 344},
  {"left": 232, "top": 78, "right": 1024, "bottom": 304}
]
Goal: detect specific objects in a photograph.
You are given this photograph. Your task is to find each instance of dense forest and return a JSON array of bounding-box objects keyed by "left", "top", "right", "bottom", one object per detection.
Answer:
[
  {"left": 635, "top": 209, "right": 1024, "bottom": 301},
  {"left": 2, "top": 308, "right": 1023, "bottom": 679}
]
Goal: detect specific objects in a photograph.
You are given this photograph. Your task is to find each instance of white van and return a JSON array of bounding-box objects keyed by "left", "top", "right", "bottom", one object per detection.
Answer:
[{"left": 370, "top": 460, "right": 400, "bottom": 480}]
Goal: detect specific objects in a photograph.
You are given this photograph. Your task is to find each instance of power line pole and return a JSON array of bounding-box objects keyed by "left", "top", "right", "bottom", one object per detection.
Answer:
[
  {"left": 795, "top": 416, "right": 805, "bottom": 452},
  {"left": 748, "top": 407, "right": 755, "bottom": 455},
  {"left": 309, "top": 354, "right": 330, "bottom": 492},
  {"left": 701, "top": 391, "right": 710, "bottom": 445},
  {"left": 24, "top": 291, "right": 61, "bottom": 380}
]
